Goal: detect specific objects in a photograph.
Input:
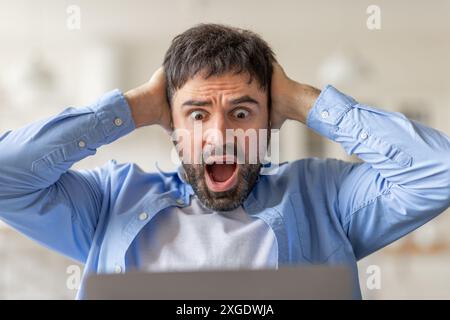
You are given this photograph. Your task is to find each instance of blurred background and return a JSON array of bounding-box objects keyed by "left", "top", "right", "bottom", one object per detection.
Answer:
[{"left": 0, "top": 0, "right": 449, "bottom": 299}]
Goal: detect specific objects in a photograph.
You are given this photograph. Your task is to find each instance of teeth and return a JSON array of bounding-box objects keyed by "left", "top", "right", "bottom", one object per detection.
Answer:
[{"left": 205, "top": 156, "right": 236, "bottom": 165}]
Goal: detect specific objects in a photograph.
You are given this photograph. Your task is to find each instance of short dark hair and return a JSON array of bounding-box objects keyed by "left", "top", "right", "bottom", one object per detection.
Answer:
[{"left": 163, "top": 23, "right": 276, "bottom": 105}]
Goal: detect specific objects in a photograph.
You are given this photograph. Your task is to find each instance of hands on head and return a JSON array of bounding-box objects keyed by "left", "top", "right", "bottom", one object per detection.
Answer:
[{"left": 125, "top": 63, "right": 320, "bottom": 133}]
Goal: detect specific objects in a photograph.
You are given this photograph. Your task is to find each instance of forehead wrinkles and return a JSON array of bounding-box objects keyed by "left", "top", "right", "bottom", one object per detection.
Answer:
[
  {"left": 185, "top": 80, "right": 248, "bottom": 94},
  {"left": 182, "top": 80, "right": 251, "bottom": 105}
]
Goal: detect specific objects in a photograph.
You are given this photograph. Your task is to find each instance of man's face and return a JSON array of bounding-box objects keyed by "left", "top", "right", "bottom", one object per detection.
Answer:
[{"left": 171, "top": 71, "right": 269, "bottom": 211}]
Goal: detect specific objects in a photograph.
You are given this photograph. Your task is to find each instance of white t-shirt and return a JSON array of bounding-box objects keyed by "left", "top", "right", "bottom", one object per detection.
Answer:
[{"left": 125, "top": 196, "right": 278, "bottom": 272}]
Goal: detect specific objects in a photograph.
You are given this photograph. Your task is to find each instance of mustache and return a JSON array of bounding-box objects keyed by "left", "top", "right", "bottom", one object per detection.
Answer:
[
  {"left": 174, "top": 141, "right": 248, "bottom": 165},
  {"left": 202, "top": 143, "right": 245, "bottom": 164}
]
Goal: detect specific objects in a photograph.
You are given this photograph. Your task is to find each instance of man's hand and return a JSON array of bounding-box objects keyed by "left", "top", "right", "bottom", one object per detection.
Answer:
[
  {"left": 270, "top": 63, "right": 321, "bottom": 129},
  {"left": 125, "top": 67, "right": 172, "bottom": 131}
]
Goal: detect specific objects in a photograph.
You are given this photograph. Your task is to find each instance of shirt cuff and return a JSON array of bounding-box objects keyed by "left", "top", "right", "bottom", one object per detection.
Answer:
[
  {"left": 90, "top": 89, "right": 136, "bottom": 145},
  {"left": 306, "top": 85, "right": 358, "bottom": 140}
]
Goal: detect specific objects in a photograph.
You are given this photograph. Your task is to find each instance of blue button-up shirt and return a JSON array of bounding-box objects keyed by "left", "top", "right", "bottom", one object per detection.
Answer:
[{"left": 0, "top": 86, "right": 449, "bottom": 299}]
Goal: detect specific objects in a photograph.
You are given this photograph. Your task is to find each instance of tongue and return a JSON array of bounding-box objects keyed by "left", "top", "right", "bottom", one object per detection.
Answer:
[{"left": 209, "top": 164, "right": 236, "bottom": 182}]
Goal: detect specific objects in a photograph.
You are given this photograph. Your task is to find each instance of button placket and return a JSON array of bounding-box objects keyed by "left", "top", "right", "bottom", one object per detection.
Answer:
[
  {"left": 138, "top": 212, "right": 149, "bottom": 221},
  {"left": 359, "top": 131, "right": 369, "bottom": 140},
  {"left": 114, "top": 118, "right": 123, "bottom": 127},
  {"left": 320, "top": 110, "right": 330, "bottom": 119},
  {"left": 78, "top": 140, "right": 86, "bottom": 148},
  {"left": 114, "top": 265, "right": 122, "bottom": 274}
]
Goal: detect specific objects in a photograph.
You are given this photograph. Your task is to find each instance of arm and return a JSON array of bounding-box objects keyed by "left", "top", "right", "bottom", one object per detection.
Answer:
[
  {"left": 271, "top": 63, "right": 450, "bottom": 259},
  {"left": 0, "top": 68, "right": 170, "bottom": 262}
]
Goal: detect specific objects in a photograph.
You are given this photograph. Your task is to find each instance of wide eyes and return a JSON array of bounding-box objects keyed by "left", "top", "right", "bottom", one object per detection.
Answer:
[
  {"left": 190, "top": 110, "right": 207, "bottom": 121},
  {"left": 189, "top": 108, "right": 250, "bottom": 122},
  {"left": 232, "top": 108, "right": 250, "bottom": 120}
]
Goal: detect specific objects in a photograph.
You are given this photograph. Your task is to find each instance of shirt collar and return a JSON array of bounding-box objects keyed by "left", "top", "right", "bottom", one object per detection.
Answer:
[{"left": 178, "top": 166, "right": 195, "bottom": 204}]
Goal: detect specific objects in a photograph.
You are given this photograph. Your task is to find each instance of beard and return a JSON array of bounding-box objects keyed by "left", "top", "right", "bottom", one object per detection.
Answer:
[{"left": 182, "top": 162, "right": 261, "bottom": 211}]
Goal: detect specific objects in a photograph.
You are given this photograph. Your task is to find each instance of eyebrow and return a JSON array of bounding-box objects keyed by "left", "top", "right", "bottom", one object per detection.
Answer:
[
  {"left": 229, "top": 95, "right": 259, "bottom": 106},
  {"left": 181, "top": 95, "right": 260, "bottom": 107},
  {"left": 182, "top": 99, "right": 212, "bottom": 107}
]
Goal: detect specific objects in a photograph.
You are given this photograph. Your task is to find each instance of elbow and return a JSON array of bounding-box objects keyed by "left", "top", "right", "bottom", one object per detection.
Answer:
[
  {"left": 438, "top": 150, "right": 450, "bottom": 194},
  {"left": 435, "top": 154, "right": 450, "bottom": 206},
  {"left": 444, "top": 157, "right": 450, "bottom": 204}
]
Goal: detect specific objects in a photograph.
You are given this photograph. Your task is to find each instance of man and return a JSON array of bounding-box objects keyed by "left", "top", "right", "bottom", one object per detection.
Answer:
[{"left": 0, "top": 24, "right": 449, "bottom": 299}]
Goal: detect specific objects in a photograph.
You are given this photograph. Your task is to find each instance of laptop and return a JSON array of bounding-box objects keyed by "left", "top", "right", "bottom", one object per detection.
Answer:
[{"left": 84, "top": 265, "right": 353, "bottom": 300}]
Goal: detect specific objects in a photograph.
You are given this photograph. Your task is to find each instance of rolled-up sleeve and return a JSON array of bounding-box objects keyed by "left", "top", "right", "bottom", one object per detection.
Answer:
[{"left": 307, "top": 85, "right": 450, "bottom": 259}]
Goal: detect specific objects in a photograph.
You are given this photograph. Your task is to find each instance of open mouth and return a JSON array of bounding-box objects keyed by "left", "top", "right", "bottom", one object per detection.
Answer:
[{"left": 204, "top": 159, "right": 239, "bottom": 193}]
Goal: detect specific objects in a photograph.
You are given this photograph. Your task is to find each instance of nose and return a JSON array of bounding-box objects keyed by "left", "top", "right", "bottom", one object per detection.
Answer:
[{"left": 204, "top": 113, "right": 229, "bottom": 146}]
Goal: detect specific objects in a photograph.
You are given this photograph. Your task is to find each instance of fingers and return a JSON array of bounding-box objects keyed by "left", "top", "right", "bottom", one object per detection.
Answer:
[
  {"left": 270, "top": 109, "right": 285, "bottom": 130},
  {"left": 149, "top": 66, "right": 165, "bottom": 82}
]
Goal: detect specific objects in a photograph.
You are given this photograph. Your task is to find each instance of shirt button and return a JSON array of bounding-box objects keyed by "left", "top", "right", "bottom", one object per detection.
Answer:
[
  {"left": 360, "top": 132, "right": 369, "bottom": 140},
  {"left": 176, "top": 199, "right": 184, "bottom": 205},
  {"left": 138, "top": 212, "right": 148, "bottom": 221},
  {"left": 320, "top": 110, "right": 330, "bottom": 119},
  {"left": 78, "top": 140, "right": 86, "bottom": 148},
  {"left": 114, "top": 265, "right": 122, "bottom": 274},
  {"left": 114, "top": 118, "right": 123, "bottom": 127}
]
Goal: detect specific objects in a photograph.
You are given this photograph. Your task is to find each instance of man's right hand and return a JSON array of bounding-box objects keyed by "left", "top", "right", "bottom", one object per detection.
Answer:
[{"left": 125, "top": 67, "right": 172, "bottom": 132}]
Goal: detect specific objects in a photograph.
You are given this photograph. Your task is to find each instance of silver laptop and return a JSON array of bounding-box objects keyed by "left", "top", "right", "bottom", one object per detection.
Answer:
[{"left": 84, "top": 265, "right": 353, "bottom": 300}]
